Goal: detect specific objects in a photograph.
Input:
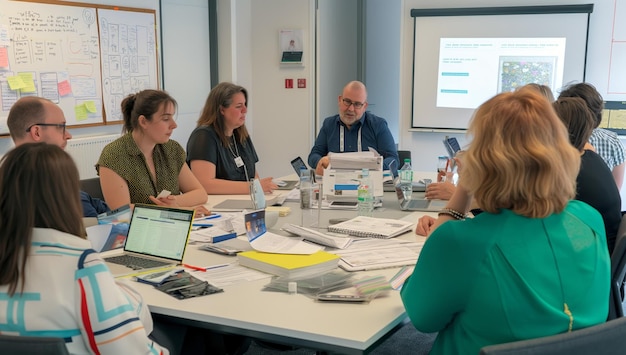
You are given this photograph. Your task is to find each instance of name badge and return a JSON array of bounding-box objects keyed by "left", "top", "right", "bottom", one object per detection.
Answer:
[{"left": 234, "top": 156, "right": 244, "bottom": 168}]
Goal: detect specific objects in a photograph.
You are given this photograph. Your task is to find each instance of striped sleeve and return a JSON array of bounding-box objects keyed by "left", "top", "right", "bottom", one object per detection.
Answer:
[{"left": 75, "top": 250, "right": 168, "bottom": 355}]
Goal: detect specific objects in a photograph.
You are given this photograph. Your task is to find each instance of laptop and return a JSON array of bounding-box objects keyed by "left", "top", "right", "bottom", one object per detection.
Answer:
[
  {"left": 393, "top": 178, "right": 447, "bottom": 211},
  {"left": 102, "top": 204, "right": 195, "bottom": 277},
  {"left": 212, "top": 179, "right": 285, "bottom": 211}
]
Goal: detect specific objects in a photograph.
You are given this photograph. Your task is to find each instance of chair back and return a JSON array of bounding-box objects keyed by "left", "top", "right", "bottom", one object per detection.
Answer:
[
  {"left": 479, "top": 316, "right": 626, "bottom": 355},
  {"left": 397, "top": 150, "right": 412, "bottom": 167},
  {"left": 80, "top": 177, "right": 104, "bottom": 200},
  {"left": 608, "top": 213, "right": 626, "bottom": 319},
  {"left": 0, "top": 334, "right": 69, "bottom": 355}
]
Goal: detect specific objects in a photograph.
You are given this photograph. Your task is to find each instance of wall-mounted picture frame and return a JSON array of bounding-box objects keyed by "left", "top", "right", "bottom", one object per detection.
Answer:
[{"left": 279, "top": 29, "right": 303, "bottom": 64}]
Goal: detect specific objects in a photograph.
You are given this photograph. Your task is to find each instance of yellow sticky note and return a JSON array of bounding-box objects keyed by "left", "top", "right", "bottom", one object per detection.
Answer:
[
  {"left": 7, "top": 76, "right": 26, "bottom": 90},
  {"left": 75, "top": 105, "right": 88, "bottom": 121},
  {"left": 18, "top": 72, "right": 36, "bottom": 93},
  {"left": 84, "top": 100, "right": 97, "bottom": 113}
]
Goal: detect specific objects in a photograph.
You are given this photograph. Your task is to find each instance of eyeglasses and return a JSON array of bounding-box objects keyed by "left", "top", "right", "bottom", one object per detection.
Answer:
[
  {"left": 341, "top": 98, "right": 365, "bottom": 109},
  {"left": 26, "top": 123, "right": 67, "bottom": 134}
]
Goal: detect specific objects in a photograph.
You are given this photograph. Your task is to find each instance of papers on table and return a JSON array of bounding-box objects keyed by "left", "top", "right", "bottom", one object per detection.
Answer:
[
  {"left": 282, "top": 224, "right": 353, "bottom": 249},
  {"left": 244, "top": 210, "right": 321, "bottom": 254},
  {"left": 188, "top": 263, "right": 270, "bottom": 287},
  {"left": 328, "top": 148, "right": 383, "bottom": 171},
  {"left": 332, "top": 238, "right": 424, "bottom": 272}
]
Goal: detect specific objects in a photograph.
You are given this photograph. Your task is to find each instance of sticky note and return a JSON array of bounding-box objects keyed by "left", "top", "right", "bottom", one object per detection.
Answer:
[
  {"left": 58, "top": 80, "right": 71, "bottom": 96},
  {"left": 84, "top": 100, "right": 97, "bottom": 113},
  {"left": 18, "top": 72, "right": 36, "bottom": 93},
  {"left": 7, "top": 76, "right": 25, "bottom": 90},
  {"left": 75, "top": 104, "right": 88, "bottom": 121},
  {"left": 0, "top": 47, "right": 8, "bottom": 68}
]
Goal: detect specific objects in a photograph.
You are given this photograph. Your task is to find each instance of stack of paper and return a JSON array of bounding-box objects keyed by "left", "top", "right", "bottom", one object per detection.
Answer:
[
  {"left": 237, "top": 250, "right": 340, "bottom": 279},
  {"left": 329, "top": 149, "right": 382, "bottom": 171}
]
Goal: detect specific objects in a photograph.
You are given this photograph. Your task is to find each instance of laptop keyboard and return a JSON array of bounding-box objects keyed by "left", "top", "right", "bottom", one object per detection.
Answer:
[{"left": 105, "top": 255, "right": 170, "bottom": 270}]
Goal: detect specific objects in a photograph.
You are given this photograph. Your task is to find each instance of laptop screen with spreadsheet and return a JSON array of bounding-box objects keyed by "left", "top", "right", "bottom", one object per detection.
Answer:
[{"left": 123, "top": 204, "right": 194, "bottom": 262}]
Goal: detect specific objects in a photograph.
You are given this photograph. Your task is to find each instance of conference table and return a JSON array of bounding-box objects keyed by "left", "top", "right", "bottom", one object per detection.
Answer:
[{"left": 132, "top": 176, "right": 438, "bottom": 354}]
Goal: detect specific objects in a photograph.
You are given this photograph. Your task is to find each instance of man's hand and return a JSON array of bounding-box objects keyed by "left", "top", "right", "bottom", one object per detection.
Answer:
[{"left": 315, "top": 156, "right": 330, "bottom": 176}]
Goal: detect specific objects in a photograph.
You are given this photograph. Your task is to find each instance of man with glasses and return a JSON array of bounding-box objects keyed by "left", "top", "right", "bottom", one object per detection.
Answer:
[
  {"left": 7, "top": 96, "right": 109, "bottom": 217},
  {"left": 308, "top": 81, "right": 399, "bottom": 176}
]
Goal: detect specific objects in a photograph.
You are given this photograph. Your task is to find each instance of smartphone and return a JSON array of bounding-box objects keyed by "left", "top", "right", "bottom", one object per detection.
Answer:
[
  {"left": 290, "top": 156, "right": 307, "bottom": 175},
  {"left": 443, "top": 137, "right": 461, "bottom": 159}
]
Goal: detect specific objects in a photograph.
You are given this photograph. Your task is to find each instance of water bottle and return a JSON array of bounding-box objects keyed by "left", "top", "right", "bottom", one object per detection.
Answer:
[
  {"left": 399, "top": 158, "right": 413, "bottom": 201},
  {"left": 357, "top": 168, "right": 374, "bottom": 217},
  {"left": 299, "top": 167, "right": 311, "bottom": 209}
]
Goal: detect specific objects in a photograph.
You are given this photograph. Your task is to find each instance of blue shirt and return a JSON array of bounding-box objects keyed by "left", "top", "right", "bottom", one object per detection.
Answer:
[{"left": 308, "top": 112, "right": 399, "bottom": 175}]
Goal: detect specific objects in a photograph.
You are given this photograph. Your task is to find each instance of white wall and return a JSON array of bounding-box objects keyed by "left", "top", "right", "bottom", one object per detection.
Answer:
[
  {"left": 161, "top": 0, "right": 211, "bottom": 149},
  {"left": 0, "top": 0, "right": 209, "bottom": 155},
  {"left": 392, "top": 0, "right": 626, "bottom": 208},
  {"left": 218, "top": 0, "right": 317, "bottom": 179}
]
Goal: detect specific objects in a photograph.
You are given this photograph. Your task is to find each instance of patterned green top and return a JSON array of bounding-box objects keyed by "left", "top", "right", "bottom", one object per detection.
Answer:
[{"left": 96, "top": 133, "right": 185, "bottom": 205}]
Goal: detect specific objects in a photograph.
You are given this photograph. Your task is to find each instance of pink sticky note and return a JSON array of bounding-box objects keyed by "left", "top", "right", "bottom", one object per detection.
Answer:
[
  {"left": 58, "top": 80, "right": 72, "bottom": 96},
  {"left": 0, "top": 47, "right": 8, "bottom": 68}
]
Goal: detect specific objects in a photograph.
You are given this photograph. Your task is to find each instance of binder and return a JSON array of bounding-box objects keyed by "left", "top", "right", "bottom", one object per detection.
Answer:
[{"left": 327, "top": 216, "right": 414, "bottom": 239}]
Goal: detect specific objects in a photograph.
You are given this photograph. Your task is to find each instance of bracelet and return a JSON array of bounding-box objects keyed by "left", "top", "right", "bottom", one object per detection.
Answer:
[{"left": 438, "top": 208, "right": 467, "bottom": 220}]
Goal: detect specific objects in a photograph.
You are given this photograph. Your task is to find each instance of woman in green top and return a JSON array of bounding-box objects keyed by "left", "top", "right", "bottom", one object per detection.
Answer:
[
  {"left": 97, "top": 90, "right": 207, "bottom": 210},
  {"left": 402, "top": 88, "right": 610, "bottom": 355}
]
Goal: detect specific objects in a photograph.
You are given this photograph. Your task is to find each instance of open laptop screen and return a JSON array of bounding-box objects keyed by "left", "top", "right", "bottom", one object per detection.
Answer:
[{"left": 124, "top": 205, "right": 194, "bottom": 261}]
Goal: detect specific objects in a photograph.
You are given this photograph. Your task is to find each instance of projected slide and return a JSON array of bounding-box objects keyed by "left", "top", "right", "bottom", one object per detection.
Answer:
[{"left": 436, "top": 38, "right": 565, "bottom": 109}]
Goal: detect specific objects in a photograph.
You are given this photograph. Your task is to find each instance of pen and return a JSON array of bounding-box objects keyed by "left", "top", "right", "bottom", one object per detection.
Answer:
[
  {"left": 192, "top": 223, "right": 213, "bottom": 228},
  {"left": 195, "top": 214, "right": 221, "bottom": 221},
  {"left": 183, "top": 263, "right": 209, "bottom": 272}
]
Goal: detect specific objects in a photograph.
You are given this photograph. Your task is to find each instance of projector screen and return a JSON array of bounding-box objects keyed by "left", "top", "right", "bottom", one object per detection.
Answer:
[{"left": 410, "top": 5, "right": 593, "bottom": 130}]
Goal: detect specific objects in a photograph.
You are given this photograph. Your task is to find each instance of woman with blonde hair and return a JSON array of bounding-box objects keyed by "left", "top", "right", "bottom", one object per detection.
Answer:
[{"left": 403, "top": 88, "right": 609, "bottom": 354}]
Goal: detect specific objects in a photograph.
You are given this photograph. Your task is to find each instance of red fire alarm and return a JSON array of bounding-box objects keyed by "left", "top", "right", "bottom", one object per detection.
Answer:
[
  {"left": 297, "top": 78, "right": 306, "bottom": 88},
  {"left": 285, "top": 79, "right": 293, "bottom": 89}
]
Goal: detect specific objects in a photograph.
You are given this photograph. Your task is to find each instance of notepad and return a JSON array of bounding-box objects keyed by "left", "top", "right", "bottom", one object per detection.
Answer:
[
  {"left": 327, "top": 216, "right": 413, "bottom": 239},
  {"left": 237, "top": 250, "right": 340, "bottom": 279}
]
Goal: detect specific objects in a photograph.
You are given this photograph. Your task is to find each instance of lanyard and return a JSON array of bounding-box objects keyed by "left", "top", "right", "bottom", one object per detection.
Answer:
[{"left": 339, "top": 125, "right": 362, "bottom": 153}]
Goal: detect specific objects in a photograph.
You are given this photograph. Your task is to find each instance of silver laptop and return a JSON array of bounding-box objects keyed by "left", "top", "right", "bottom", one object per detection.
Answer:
[
  {"left": 212, "top": 179, "right": 283, "bottom": 211},
  {"left": 103, "top": 204, "right": 195, "bottom": 277},
  {"left": 394, "top": 178, "right": 447, "bottom": 211}
]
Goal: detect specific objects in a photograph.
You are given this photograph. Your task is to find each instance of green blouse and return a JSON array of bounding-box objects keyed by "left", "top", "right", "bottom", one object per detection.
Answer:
[
  {"left": 97, "top": 133, "right": 185, "bottom": 205},
  {"left": 401, "top": 200, "right": 610, "bottom": 355}
]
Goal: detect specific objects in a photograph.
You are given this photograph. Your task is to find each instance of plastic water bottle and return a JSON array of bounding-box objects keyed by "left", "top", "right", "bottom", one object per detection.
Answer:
[
  {"left": 299, "top": 167, "right": 311, "bottom": 209},
  {"left": 357, "top": 168, "right": 374, "bottom": 216},
  {"left": 399, "top": 158, "right": 413, "bottom": 201}
]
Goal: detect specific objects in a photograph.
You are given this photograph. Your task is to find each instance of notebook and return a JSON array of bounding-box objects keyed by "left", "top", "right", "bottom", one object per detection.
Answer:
[
  {"left": 327, "top": 216, "right": 413, "bottom": 239},
  {"left": 102, "top": 204, "right": 195, "bottom": 277},
  {"left": 394, "top": 178, "right": 447, "bottom": 212}
]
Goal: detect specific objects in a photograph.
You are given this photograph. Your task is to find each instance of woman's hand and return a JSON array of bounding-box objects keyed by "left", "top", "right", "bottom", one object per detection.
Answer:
[
  {"left": 149, "top": 194, "right": 179, "bottom": 206},
  {"left": 259, "top": 177, "right": 278, "bottom": 193},
  {"left": 193, "top": 205, "right": 211, "bottom": 217},
  {"left": 425, "top": 181, "right": 456, "bottom": 200},
  {"left": 416, "top": 215, "right": 437, "bottom": 236}
]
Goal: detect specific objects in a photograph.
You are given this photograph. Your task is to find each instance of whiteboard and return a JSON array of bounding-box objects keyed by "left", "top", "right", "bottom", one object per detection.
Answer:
[
  {"left": 0, "top": 1, "right": 159, "bottom": 135},
  {"left": 0, "top": 1, "right": 103, "bottom": 134},
  {"left": 98, "top": 8, "right": 158, "bottom": 123}
]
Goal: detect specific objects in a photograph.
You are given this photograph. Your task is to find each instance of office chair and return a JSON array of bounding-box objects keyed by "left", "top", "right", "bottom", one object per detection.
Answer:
[
  {"left": 80, "top": 177, "right": 104, "bottom": 200},
  {"left": 608, "top": 214, "right": 626, "bottom": 320},
  {"left": 479, "top": 316, "right": 626, "bottom": 355},
  {"left": 397, "top": 150, "right": 412, "bottom": 165},
  {"left": 0, "top": 334, "right": 69, "bottom": 355}
]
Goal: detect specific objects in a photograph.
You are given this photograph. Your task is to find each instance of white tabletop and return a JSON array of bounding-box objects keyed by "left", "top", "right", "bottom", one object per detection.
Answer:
[{"left": 137, "top": 191, "right": 437, "bottom": 354}]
